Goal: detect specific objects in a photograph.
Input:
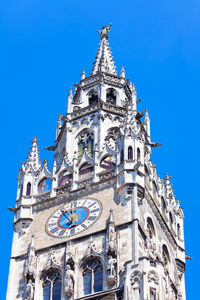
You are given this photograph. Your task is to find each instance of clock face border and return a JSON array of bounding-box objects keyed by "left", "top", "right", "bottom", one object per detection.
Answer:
[{"left": 45, "top": 198, "right": 103, "bottom": 238}]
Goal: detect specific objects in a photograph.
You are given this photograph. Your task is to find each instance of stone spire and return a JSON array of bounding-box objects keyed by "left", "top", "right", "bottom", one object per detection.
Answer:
[
  {"left": 26, "top": 137, "right": 41, "bottom": 171},
  {"left": 92, "top": 24, "right": 117, "bottom": 75}
]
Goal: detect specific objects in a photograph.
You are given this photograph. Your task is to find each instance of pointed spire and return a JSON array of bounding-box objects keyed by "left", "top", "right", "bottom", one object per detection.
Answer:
[
  {"left": 144, "top": 110, "right": 151, "bottom": 137},
  {"left": 92, "top": 25, "right": 117, "bottom": 75},
  {"left": 56, "top": 113, "right": 62, "bottom": 139},
  {"left": 26, "top": 137, "right": 41, "bottom": 171},
  {"left": 67, "top": 87, "right": 73, "bottom": 114},
  {"left": 81, "top": 69, "right": 86, "bottom": 80},
  {"left": 120, "top": 66, "right": 125, "bottom": 78}
]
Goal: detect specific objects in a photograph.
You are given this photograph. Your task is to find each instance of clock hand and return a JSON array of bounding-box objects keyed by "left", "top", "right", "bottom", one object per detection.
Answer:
[{"left": 60, "top": 209, "right": 70, "bottom": 221}]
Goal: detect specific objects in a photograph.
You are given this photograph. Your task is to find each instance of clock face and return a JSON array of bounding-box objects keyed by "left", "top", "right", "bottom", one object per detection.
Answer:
[{"left": 46, "top": 198, "right": 102, "bottom": 238}]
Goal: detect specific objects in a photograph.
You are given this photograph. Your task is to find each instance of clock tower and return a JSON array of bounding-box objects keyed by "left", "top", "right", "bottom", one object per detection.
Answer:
[{"left": 7, "top": 25, "right": 186, "bottom": 300}]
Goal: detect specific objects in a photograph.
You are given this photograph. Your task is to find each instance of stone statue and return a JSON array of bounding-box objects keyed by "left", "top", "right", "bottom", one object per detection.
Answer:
[
  {"left": 97, "top": 24, "right": 112, "bottom": 39},
  {"left": 107, "top": 255, "right": 117, "bottom": 286},
  {"left": 25, "top": 279, "right": 34, "bottom": 300},
  {"left": 64, "top": 264, "right": 74, "bottom": 297}
]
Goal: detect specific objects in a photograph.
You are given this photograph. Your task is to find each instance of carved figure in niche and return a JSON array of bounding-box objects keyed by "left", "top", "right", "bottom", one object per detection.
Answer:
[
  {"left": 25, "top": 237, "right": 36, "bottom": 280},
  {"left": 107, "top": 255, "right": 117, "bottom": 286},
  {"left": 148, "top": 270, "right": 159, "bottom": 285},
  {"left": 85, "top": 237, "right": 97, "bottom": 257},
  {"left": 105, "top": 127, "right": 119, "bottom": 151},
  {"left": 64, "top": 264, "right": 75, "bottom": 297},
  {"left": 25, "top": 279, "right": 34, "bottom": 300}
]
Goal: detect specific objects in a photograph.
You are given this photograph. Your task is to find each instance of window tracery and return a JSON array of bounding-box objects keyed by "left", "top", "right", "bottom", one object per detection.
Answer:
[
  {"left": 82, "top": 259, "right": 103, "bottom": 295},
  {"left": 41, "top": 269, "right": 62, "bottom": 300},
  {"left": 88, "top": 89, "right": 98, "bottom": 106}
]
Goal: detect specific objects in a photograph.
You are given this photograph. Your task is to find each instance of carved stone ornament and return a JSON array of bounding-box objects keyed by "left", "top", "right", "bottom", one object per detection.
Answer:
[
  {"left": 64, "top": 264, "right": 75, "bottom": 297},
  {"left": 45, "top": 248, "right": 59, "bottom": 270},
  {"left": 106, "top": 209, "right": 117, "bottom": 256},
  {"left": 25, "top": 279, "right": 34, "bottom": 300},
  {"left": 130, "top": 270, "right": 142, "bottom": 286},
  {"left": 148, "top": 270, "right": 159, "bottom": 285},
  {"left": 107, "top": 255, "right": 117, "bottom": 286},
  {"left": 25, "top": 236, "right": 36, "bottom": 281},
  {"left": 85, "top": 237, "right": 99, "bottom": 257}
]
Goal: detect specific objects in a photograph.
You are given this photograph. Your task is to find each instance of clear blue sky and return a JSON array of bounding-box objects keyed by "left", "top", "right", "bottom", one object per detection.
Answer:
[{"left": 1, "top": 0, "right": 199, "bottom": 298}]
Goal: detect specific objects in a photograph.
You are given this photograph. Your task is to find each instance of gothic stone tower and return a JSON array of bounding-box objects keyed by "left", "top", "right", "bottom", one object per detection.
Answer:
[{"left": 7, "top": 25, "right": 186, "bottom": 300}]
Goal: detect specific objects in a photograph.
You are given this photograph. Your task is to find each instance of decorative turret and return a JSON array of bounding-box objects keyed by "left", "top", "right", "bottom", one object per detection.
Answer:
[{"left": 26, "top": 137, "right": 41, "bottom": 172}]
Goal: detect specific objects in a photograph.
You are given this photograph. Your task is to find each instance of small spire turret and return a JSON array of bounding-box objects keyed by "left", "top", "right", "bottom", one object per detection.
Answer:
[
  {"left": 81, "top": 69, "right": 86, "bottom": 80},
  {"left": 120, "top": 66, "right": 125, "bottom": 78},
  {"left": 26, "top": 137, "right": 41, "bottom": 172}
]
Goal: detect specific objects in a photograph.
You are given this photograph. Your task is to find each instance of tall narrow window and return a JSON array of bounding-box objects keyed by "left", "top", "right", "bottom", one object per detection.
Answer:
[
  {"left": 150, "top": 288, "right": 156, "bottom": 300},
  {"left": 162, "top": 245, "right": 170, "bottom": 266},
  {"left": 26, "top": 182, "right": 31, "bottom": 196},
  {"left": 82, "top": 259, "right": 103, "bottom": 295},
  {"left": 137, "top": 148, "right": 141, "bottom": 162},
  {"left": 120, "top": 149, "right": 124, "bottom": 163},
  {"left": 177, "top": 224, "right": 181, "bottom": 240},
  {"left": 42, "top": 269, "right": 61, "bottom": 300},
  {"left": 147, "top": 217, "right": 155, "bottom": 240},
  {"left": 161, "top": 197, "right": 166, "bottom": 214},
  {"left": 20, "top": 184, "right": 23, "bottom": 197},
  {"left": 169, "top": 212, "right": 173, "bottom": 225},
  {"left": 88, "top": 90, "right": 98, "bottom": 106},
  {"left": 128, "top": 146, "right": 133, "bottom": 160}
]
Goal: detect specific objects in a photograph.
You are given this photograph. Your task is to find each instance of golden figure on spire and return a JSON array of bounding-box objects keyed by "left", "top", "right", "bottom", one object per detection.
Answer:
[{"left": 97, "top": 23, "right": 112, "bottom": 39}]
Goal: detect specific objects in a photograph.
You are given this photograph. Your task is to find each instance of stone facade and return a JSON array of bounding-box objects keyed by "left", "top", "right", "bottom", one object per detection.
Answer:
[{"left": 7, "top": 25, "right": 186, "bottom": 300}]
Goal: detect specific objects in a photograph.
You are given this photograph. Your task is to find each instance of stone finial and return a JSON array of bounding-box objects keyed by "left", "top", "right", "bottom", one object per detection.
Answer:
[
  {"left": 81, "top": 69, "right": 86, "bottom": 80},
  {"left": 120, "top": 66, "right": 125, "bottom": 78},
  {"left": 144, "top": 110, "right": 151, "bottom": 138}
]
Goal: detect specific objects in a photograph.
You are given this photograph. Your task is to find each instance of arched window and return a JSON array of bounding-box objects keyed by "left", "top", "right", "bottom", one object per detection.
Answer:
[
  {"left": 169, "top": 212, "right": 173, "bottom": 225},
  {"left": 128, "top": 146, "right": 133, "bottom": 160},
  {"left": 82, "top": 259, "right": 103, "bottom": 295},
  {"left": 79, "top": 163, "right": 94, "bottom": 180},
  {"left": 88, "top": 90, "right": 98, "bottom": 106},
  {"left": 20, "top": 184, "right": 23, "bottom": 197},
  {"left": 38, "top": 178, "right": 52, "bottom": 194},
  {"left": 26, "top": 182, "right": 31, "bottom": 196},
  {"left": 147, "top": 217, "right": 155, "bottom": 239},
  {"left": 100, "top": 156, "right": 115, "bottom": 170},
  {"left": 162, "top": 245, "right": 170, "bottom": 265},
  {"left": 41, "top": 269, "right": 61, "bottom": 300},
  {"left": 58, "top": 172, "right": 72, "bottom": 187},
  {"left": 161, "top": 197, "right": 166, "bottom": 213},
  {"left": 106, "top": 89, "right": 117, "bottom": 105},
  {"left": 153, "top": 181, "right": 157, "bottom": 195},
  {"left": 120, "top": 149, "right": 124, "bottom": 164},
  {"left": 177, "top": 224, "right": 181, "bottom": 240},
  {"left": 137, "top": 148, "right": 141, "bottom": 162}
]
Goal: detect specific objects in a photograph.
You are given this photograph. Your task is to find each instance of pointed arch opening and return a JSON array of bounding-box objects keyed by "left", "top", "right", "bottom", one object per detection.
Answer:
[
  {"left": 162, "top": 244, "right": 170, "bottom": 265},
  {"left": 100, "top": 155, "right": 115, "bottom": 171},
  {"left": 88, "top": 89, "right": 98, "bottom": 106},
  {"left": 79, "top": 163, "right": 94, "bottom": 180},
  {"left": 128, "top": 146, "right": 133, "bottom": 160},
  {"left": 26, "top": 182, "right": 31, "bottom": 196},
  {"left": 147, "top": 217, "right": 155, "bottom": 239},
  {"left": 106, "top": 88, "right": 117, "bottom": 105},
  {"left": 137, "top": 148, "right": 141, "bottom": 162},
  {"left": 58, "top": 171, "right": 72, "bottom": 187},
  {"left": 82, "top": 258, "right": 103, "bottom": 295},
  {"left": 41, "top": 268, "right": 62, "bottom": 300},
  {"left": 120, "top": 149, "right": 124, "bottom": 164},
  {"left": 77, "top": 130, "right": 94, "bottom": 162},
  {"left": 38, "top": 178, "right": 52, "bottom": 194}
]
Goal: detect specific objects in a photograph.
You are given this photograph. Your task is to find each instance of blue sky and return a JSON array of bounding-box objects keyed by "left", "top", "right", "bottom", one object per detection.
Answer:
[{"left": 0, "top": 0, "right": 199, "bottom": 298}]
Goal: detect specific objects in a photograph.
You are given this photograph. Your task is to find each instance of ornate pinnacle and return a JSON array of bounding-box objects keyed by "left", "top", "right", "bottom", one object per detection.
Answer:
[{"left": 97, "top": 24, "right": 112, "bottom": 40}]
